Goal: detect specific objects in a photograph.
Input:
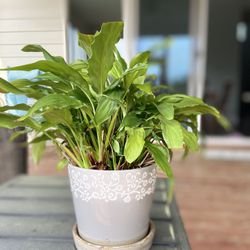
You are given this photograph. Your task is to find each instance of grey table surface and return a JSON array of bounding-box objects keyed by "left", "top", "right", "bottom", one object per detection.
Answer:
[{"left": 0, "top": 175, "right": 191, "bottom": 250}]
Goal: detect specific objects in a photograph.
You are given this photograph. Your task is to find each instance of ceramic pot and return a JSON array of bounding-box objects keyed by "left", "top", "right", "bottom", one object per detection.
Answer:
[{"left": 68, "top": 164, "right": 156, "bottom": 246}]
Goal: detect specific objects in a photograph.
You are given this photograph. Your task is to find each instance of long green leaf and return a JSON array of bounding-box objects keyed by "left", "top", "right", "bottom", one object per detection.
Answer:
[
  {"left": 109, "top": 48, "right": 127, "bottom": 79},
  {"left": 32, "top": 140, "right": 46, "bottom": 165},
  {"left": 44, "top": 109, "right": 73, "bottom": 126},
  {"left": 124, "top": 127, "right": 145, "bottom": 163},
  {"left": 0, "top": 104, "right": 30, "bottom": 112},
  {"left": 2, "top": 61, "right": 92, "bottom": 103},
  {"left": 0, "top": 113, "right": 40, "bottom": 130},
  {"left": 56, "top": 158, "right": 68, "bottom": 170},
  {"left": 0, "top": 113, "right": 21, "bottom": 129},
  {"left": 145, "top": 141, "right": 174, "bottom": 201},
  {"left": 161, "top": 119, "right": 183, "bottom": 148},
  {"left": 8, "top": 129, "right": 28, "bottom": 142},
  {"left": 130, "top": 51, "right": 150, "bottom": 68},
  {"left": 175, "top": 104, "right": 220, "bottom": 117},
  {"left": 22, "top": 44, "right": 65, "bottom": 63},
  {"left": 173, "top": 95, "right": 203, "bottom": 107},
  {"left": 18, "top": 94, "right": 82, "bottom": 121},
  {"left": 78, "top": 33, "right": 95, "bottom": 57},
  {"left": 0, "top": 78, "right": 24, "bottom": 94},
  {"left": 94, "top": 97, "right": 118, "bottom": 125},
  {"left": 156, "top": 102, "right": 174, "bottom": 120},
  {"left": 30, "top": 134, "right": 50, "bottom": 144},
  {"left": 88, "top": 22, "right": 123, "bottom": 94},
  {"left": 124, "top": 64, "right": 148, "bottom": 88},
  {"left": 181, "top": 127, "right": 199, "bottom": 152},
  {"left": 3, "top": 60, "right": 82, "bottom": 84},
  {"left": 120, "top": 113, "right": 141, "bottom": 129},
  {"left": 145, "top": 141, "right": 172, "bottom": 178},
  {"left": 12, "top": 79, "right": 71, "bottom": 93},
  {"left": 135, "top": 83, "right": 153, "bottom": 95}
]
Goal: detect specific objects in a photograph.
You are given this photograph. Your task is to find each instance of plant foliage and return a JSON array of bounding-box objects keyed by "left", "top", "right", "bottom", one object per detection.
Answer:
[{"left": 0, "top": 22, "right": 221, "bottom": 182}]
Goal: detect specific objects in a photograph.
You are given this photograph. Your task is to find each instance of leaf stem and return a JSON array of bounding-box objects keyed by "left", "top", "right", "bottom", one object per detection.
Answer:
[{"left": 104, "top": 109, "right": 119, "bottom": 149}]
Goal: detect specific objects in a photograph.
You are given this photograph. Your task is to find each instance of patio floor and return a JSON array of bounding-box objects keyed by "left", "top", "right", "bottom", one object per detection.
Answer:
[{"left": 29, "top": 147, "right": 250, "bottom": 250}]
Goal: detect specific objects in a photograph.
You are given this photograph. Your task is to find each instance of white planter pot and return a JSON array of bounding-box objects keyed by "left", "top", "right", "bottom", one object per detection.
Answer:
[{"left": 68, "top": 164, "right": 157, "bottom": 246}]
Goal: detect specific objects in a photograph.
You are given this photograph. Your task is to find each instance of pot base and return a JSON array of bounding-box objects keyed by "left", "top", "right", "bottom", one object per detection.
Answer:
[{"left": 72, "top": 220, "right": 155, "bottom": 250}]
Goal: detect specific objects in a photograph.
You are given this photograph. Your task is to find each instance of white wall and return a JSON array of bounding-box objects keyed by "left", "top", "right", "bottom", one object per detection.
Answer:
[{"left": 0, "top": 0, "right": 67, "bottom": 68}]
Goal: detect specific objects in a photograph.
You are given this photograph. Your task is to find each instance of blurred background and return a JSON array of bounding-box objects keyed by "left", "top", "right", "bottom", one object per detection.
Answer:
[{"left": 0, "top": 0, "right": 250, "bottom": 249}]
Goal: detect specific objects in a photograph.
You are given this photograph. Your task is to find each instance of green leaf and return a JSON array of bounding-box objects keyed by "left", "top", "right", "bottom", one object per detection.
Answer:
[
  {"left": 94, "top": 97, "right": 118, "bottom": 125},
  {"left": 145, "top": 141, "right": 172, "bottom": 178},
  {"left": 175, "top": 104, "right": 220, "bottom": 117},
  {"left": 181, "top": 127, "right": 199, "bottom": 152},
  {"left": 170, "top": 95, "right": 220, "bottom": 118},
  {"left": 124, "top": 52, "right": 150, "bottom": 87},
  {"left": 145, "top": 141, "right": 174, "bottom": 201},
  {"left": 0, "top": 78, "right": 24, "bottom": 94},
  {"left": 22, "top": 44, "right": 65, "bottom": 63},
  {"left": 12, "top": 79, "right": 71, "bottom": 93},
  {"left": 88, "top": 22, "right": 123, "bottom": 94},
  {"left": 70, "top": 60, "right": 88, "bottom": 73},
  {"left": 124, "top": 127, "right": 145, "bottom": 163},
  {"left": 115, "top": 48, "right": 127, "bottom": 71},
  {"left": 113, "top": 139, "right": 120, "bottom": 155},
  {"left": 216, "top": 114, "right": 231, "bottom": 130},
  {"left": 173, "top": 95, "right": 203, "bottom": 107},
  {"left": 78, "top": 33, "right": 94, "bottom": 57},
  {"left": 130, "top": 51, "right": 150, "bottom": 68},
  {"left": 104, "top": 87, "right": 125, "bottom": 101},
  {"left": 0, "top": 113, "right": 41, "bottom": 130},
  {"left": 8, "top": 129, "right": 28, "bottom": 142},
  {"left": 120, "top": 113, "right": 141, "bottom": 129},
  {"left": 4, "top": 60, "right": 80, "bottom": 82},
  {"left": 2, "top": 61, "right": 92, "bottom": 101},
  {"left": 56, "top": 158, "right": 68, "bottom": 170},
  {"left": 43, "top": 109, "right": 72, "bottom": 126},
  {"left": 0, "top": 113, "right": 20, "bottom": 129},
  {"left": 109, "top": 48, "right": 127, "bottom": 79},
  {"left": 135, "top": 83, "right": 153, "bottom": 95},
  {"left": 32, "top": 140, "right": 46, "bottom": 165},
  {"left": 124, "top": 64, "right": 148, "bottom": 88},
  {"left": 0, "top": 104, "right": 30, "bottom": 112},
  {"left": 156, "top": 102, "right": 174, "bottom": 120},
  {"left": 30, "top": 134, "right": 50, "bottom": 144},
  {"left": 18, "top": 94, "right": 82, "bottom": 121},
  {"left": 161, "top": 119, "right": 183, "bottom": 148}
]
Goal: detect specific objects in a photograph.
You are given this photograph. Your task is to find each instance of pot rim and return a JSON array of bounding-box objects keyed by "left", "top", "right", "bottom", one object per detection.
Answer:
[{"left": 68, "top": 163, "right": 155, "bottom": 173}]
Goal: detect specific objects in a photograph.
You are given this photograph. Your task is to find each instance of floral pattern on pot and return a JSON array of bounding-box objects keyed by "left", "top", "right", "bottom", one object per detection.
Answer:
[{"left": 68, "top": 165, "right": 157, "bottom": 203}]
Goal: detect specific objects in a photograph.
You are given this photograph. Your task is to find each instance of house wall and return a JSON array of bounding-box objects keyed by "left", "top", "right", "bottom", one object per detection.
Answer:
[
  {"left": 0, "top": 0, "right": 67, "bottom": 68},
  {"left": 0, "top": 0, "right": 68, "bottom": 180}
]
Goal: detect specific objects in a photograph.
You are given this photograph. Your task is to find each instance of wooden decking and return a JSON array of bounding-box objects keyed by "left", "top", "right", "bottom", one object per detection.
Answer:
[
  {"left": 29, "top": 147, "right": 250, "bottom": 250},
  {"left": 172, "top": 153, "right": 250, "bottom": 250}
]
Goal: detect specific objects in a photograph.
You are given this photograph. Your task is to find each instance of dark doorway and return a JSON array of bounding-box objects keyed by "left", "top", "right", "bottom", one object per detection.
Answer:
[{"left": 239, "top": 12, "right": 250, "bottom": 135}]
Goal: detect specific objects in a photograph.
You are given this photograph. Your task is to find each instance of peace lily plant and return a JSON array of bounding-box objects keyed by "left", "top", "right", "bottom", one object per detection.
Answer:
[{"left": 0, "top": 22, "right": 221, "bottom": 247}]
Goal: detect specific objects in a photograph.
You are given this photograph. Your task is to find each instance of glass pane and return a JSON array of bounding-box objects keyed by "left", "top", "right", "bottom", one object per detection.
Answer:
[
  {"left": 68, "top": 0, "right": 122, "bottom": 62},
  {"left": 204, "top": 0, "right": 250, "bottom": 135},
  {"left": 138, "top": 0, "right": 191, "bottom": 94},
  {"left": 69, "top": 0, "right": 122, "bottom": 33}
]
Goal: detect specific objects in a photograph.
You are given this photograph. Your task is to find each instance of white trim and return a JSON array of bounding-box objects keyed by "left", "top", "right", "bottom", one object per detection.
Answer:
[
  {"left": 61, "top": 0, "right": 69, "bottom": 61},
  {"left": 203, "top": 149, "right": 250, "bottom": 161},
  {"left": 203, "top": 136, "right": 250, "bottom": 147},
  {"left": 121, "top": 0, "right": 139, "bottom": 63},
  {"left": 188, "top": 0, "right": 209, "bottom": 98}
]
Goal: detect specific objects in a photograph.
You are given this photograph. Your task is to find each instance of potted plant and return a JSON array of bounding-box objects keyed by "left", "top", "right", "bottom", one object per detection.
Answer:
[{"left": 0, "top": 22, "right": 221, "bottom": 248}]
